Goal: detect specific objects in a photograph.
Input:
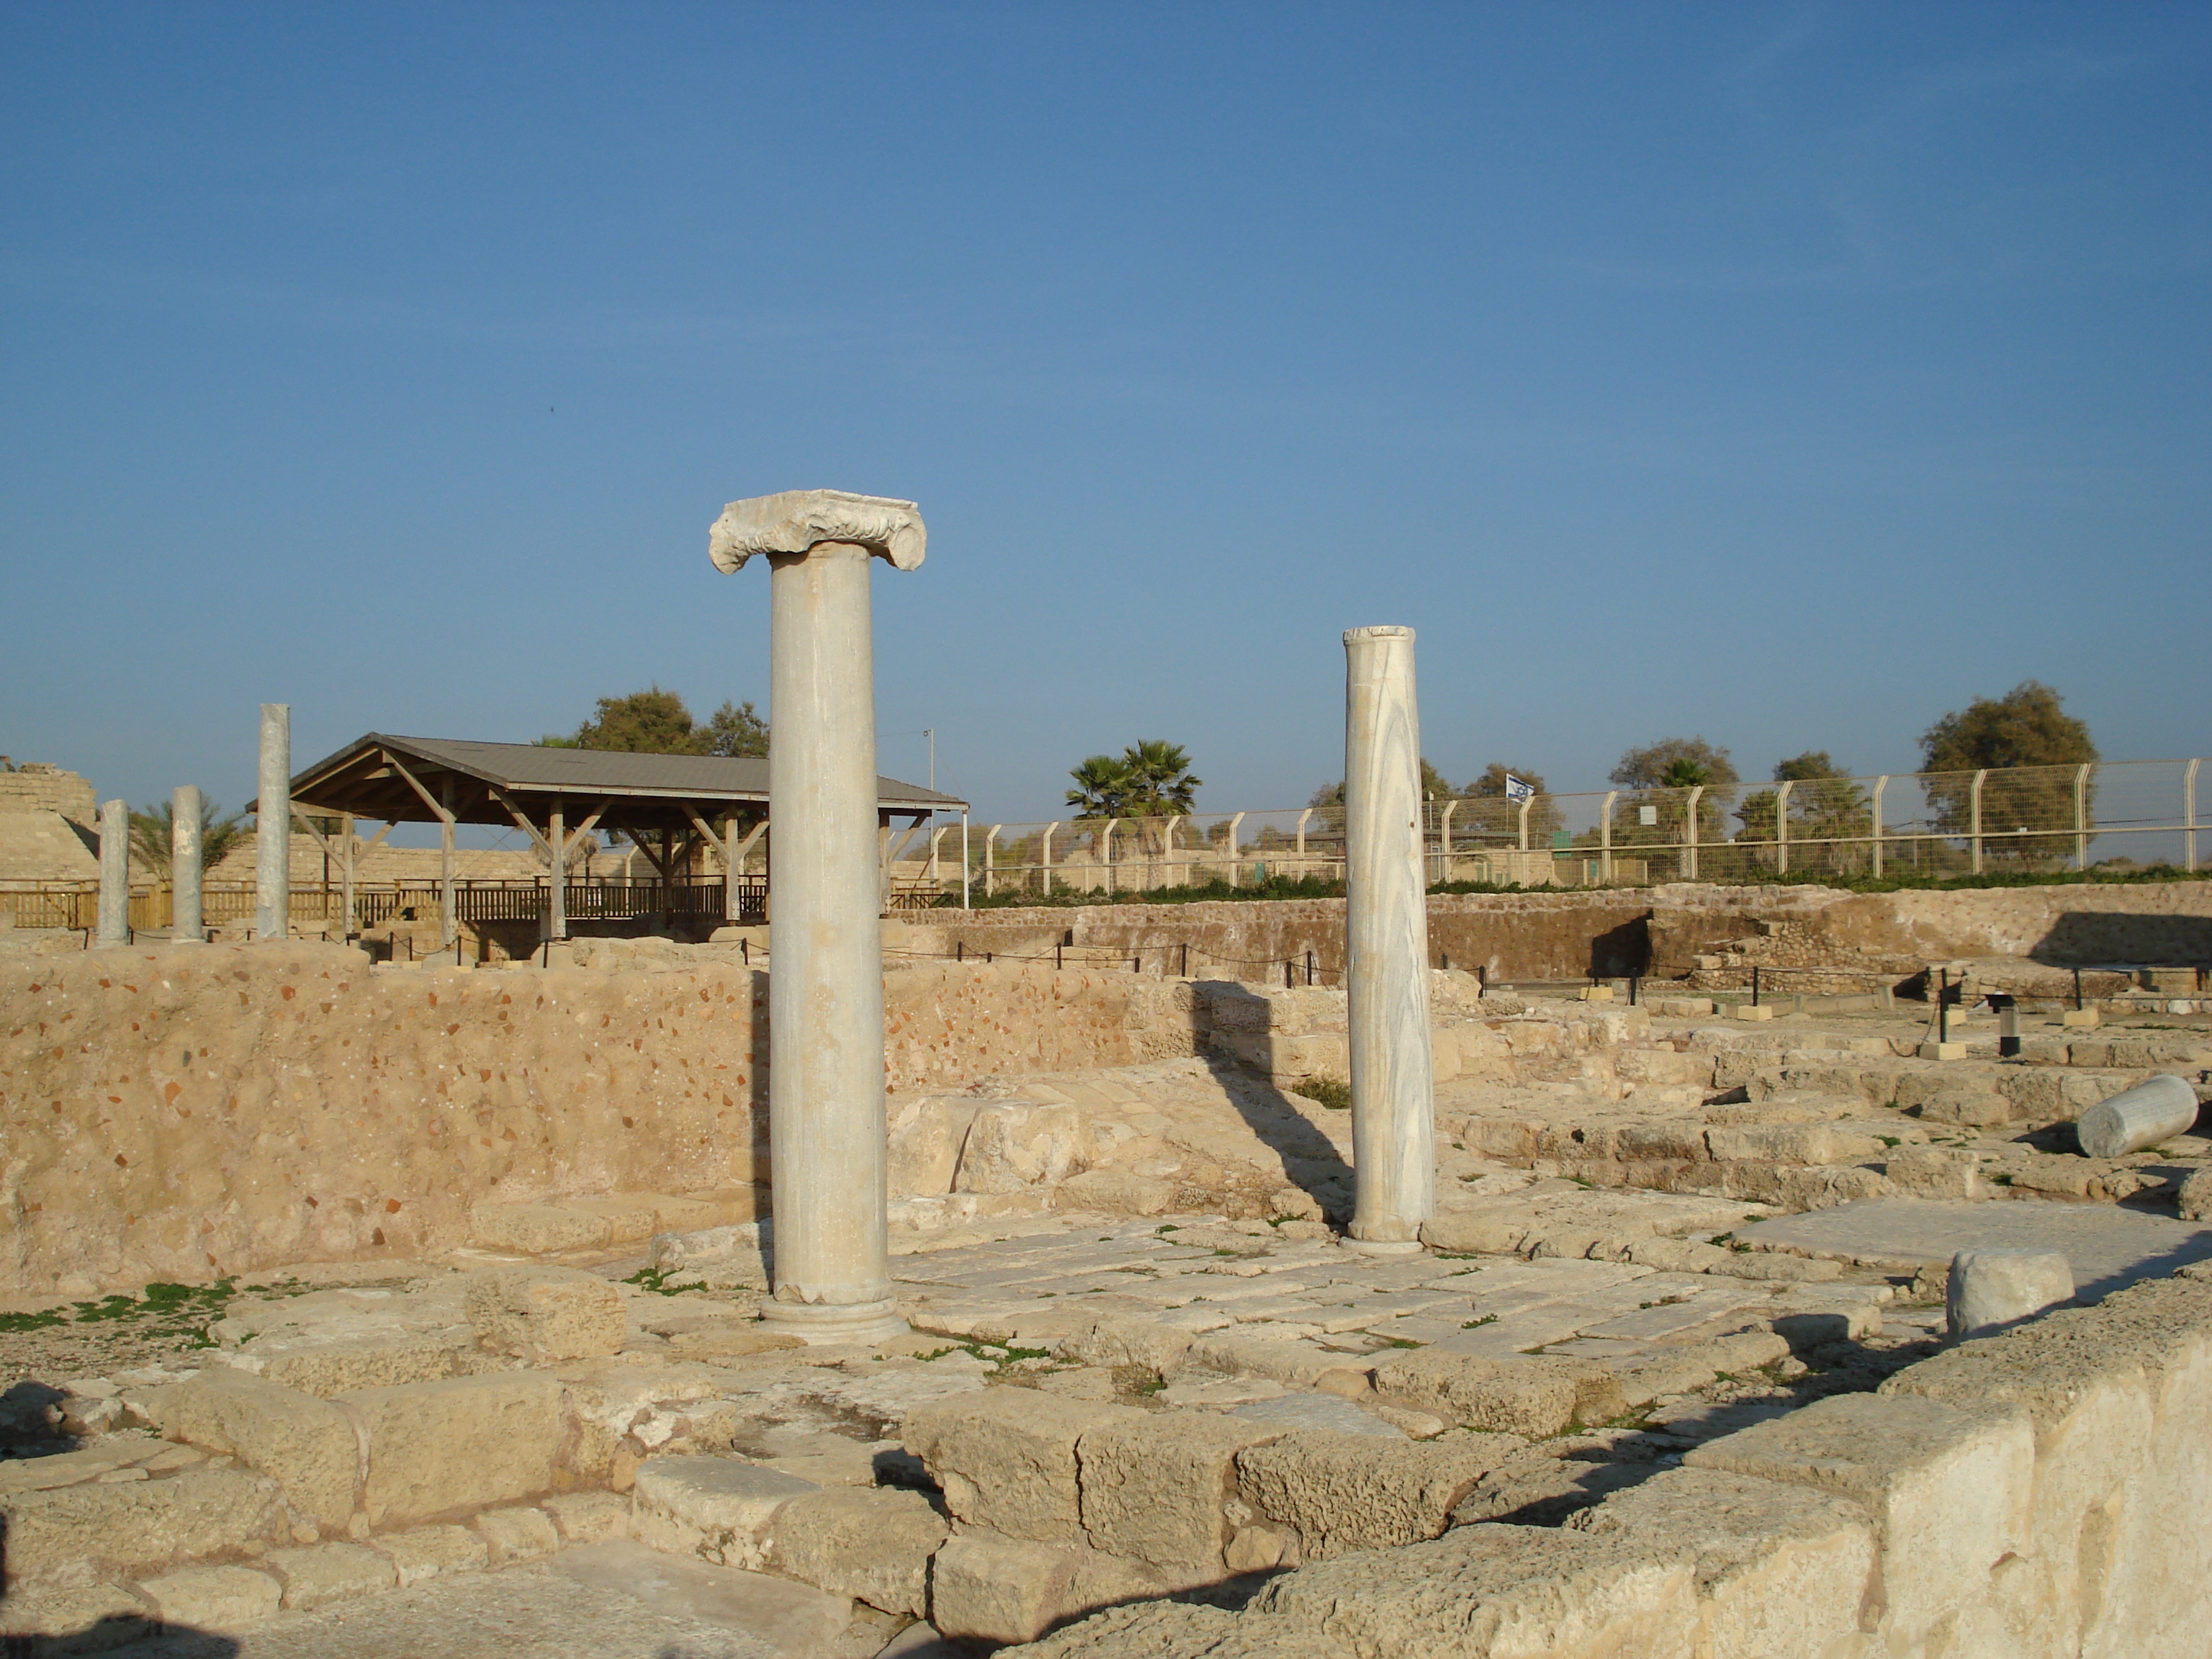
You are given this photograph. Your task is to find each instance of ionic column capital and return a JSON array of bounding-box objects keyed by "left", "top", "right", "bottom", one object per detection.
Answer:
[{"left": 709, "top": 489, "right": 926, "bottom": 574}]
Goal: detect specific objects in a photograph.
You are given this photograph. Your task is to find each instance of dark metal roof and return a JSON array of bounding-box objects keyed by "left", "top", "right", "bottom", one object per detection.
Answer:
[{"left": 290, "top": 732, "right": 963, "bottom": 833}]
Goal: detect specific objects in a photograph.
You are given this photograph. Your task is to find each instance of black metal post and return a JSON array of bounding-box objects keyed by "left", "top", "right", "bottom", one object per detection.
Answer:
[
  {"left": 1629, "top": 975, "right": 1640, "bottom": 1006},
  {"left": 956, "top": 940, "right": 964, "bottom": 961},
  {"left": 2073, "top": 968, "right": 2084, "bottom": 1011},
  {"left": 741, "top": 939, "right": 749, "bottom": 966},
  {"left": 1285, "top": 958, "right": 1294, "bottom": 989},
  {"left": 1938, "top": 968, "right": 1949, "bottom": 1043},
  {"left": 1181, "top": 942, "right": 1189, "bottom": 976},
  {"left": 1306, "top": 950, "right": 1316, "bottom": 986},
  {"left": 1056, "top": 943, "right": 1062, "bottom": 970},
  {"left": 1751, "top": 966, "right": 1761, "bottom": 1007}
]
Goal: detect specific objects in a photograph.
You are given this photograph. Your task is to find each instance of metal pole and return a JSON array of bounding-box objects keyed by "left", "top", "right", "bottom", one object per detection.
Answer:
[
  {"left": 960, "top": 810, "right": 970, "bottom": 910},
  {"left": 2074, "top": 763, "right": 2091, "bottom": 871},
  {"left": 1751, "top": 966, "right": 1761, "bottom": 1008},
  {"left": 1938, "top": 968, "right": 1949, "bottom": 1043},
  {"left": 1773, "top": 780, "right": 1794, "bottom": 876},
  {"left": 1683, "top": 786, "right": 1704, "bottom": 882},
  {"left": 1599, "top": 790, "right": 1616, "bottom": 882},
  {"left": 1870, "top": 776, "right": 1887, "bottom": 878},
  {"left": 2187, "top": 758, "right": 2200, "bottom": 874},
  {"left": 1969, "top": 770, "right": 1986, "bottom": 875}
]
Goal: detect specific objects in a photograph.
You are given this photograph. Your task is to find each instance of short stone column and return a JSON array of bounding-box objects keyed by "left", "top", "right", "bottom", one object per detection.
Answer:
[
  {"left": 96, "top": 798, "right": 130, "bottom": 947},
  {"left": 710, "top": 489, "right": 925, "bottom": 1344},
  {"left": 2074, "top": 1074, "right": 2200, "bottom": 1159},
  {"left": 1948, "top": 1248, "right": 2074, "bottom": 1340},
  {"left": 255, "top": 703, "right": 290, "bottom": 941},
  {"left": 172, "top": 784, "right": 204, "bottom": 943},
  {"left": 1341, "top": 625, "right": 1435, "bottom": 1251}
]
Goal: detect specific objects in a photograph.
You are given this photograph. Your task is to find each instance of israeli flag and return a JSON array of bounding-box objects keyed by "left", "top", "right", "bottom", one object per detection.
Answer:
[{"left": 1504, "top": 775, "right": 1535, "bottom": 804}]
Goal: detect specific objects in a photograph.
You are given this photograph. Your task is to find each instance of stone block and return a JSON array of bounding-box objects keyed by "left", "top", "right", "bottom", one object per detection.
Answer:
[
  {"left": 0, "top": 1581, "right": 155, "bottom": 1653},
  {"left": 956, "top": 1101, "right": 1084, "bottom": 1193},
  {"left": 132, "top": 1565, "right": 282, "bottom": 1631},
  {"left": 1370, "top": 1350, "right": 1625, "bottom": 1438},
  {"left": 145, "top": 1365, "right": 359, "bottom": 1532},
  {"left": 1077, "top": 1411, "right": 1282, "bottom": 1573},
  {"left": 473, "top": 1503, "right": 560, "bottom": 1564},
  {"left": 469, "top": 1202, "right": 612, "bottom": 1254},
  {"left": 929, "top": 1533, "right": 1079, "bottom": 1645},
  {"left": 539, "top": 1489, "right": 631, "bottom": 1544},
  {"left": 243, "top": 1336, "right": 480, "bottom": 1398},
  {"left": 1055, "top": 1169, "right": 1177, "bottom": 1216},
  {"left": 2062, "top": 1007, "right": 2101, "bottom": 1029},
  {"left": 765, "top": 1486, "right": 947, "bottom": 1617},
  {"left": 0, "top": 1467, "right": 283, "bottom": 1584},
  {"left": 1019, "top": 1601, "right": 1355, "bottom": 1658},
  {"left": 264, "top": 1542, "right": 396, "bottom": 1611},
  {"left": 1737, "top": 1004, "right": 1776, "bottom": 1022},
  {"left": 464, "top": 1265, "right": 627, "bottom": 1362},
  {"left": 1919, "top": 1040, "right": 1969, "bottom": 1061},
  {"left": 2181, "top": 1168, "right": 2212, "bottom": 1223},
  {"left": 1703, "top": 1123, "right": 1887, "bottom": 1166},
  {"left": 1683, "top": 1391, "right": 2031, "bottom": 1643},
  {"left": 1233, "top": 1430, "right": 1523, "bottom": 1558},
  {"left": 631, "top": 1455, "right": 819, "bottom": 1568},
  {"left": 1565, "top": 1467, "right": 1878, "bottom": 1659},
  {"left": 1884, "top": 1146, "right": 1984, "bottom": 1200},
  {"left": 1702, "top": 1251, "right": 1843, "bottom": 1283},
  {"left": 904, "top": 1389, "right": 1143, "bottom": 1542},
  {"left": 1253, "top": 1519, "right": 1696, "bottom": 1657},
  {"left": 338, "top": 1371, "right": 564, "bottom": 1529},
  {"left": 1948, "top": 1249, "right": 2074, "bottom": 1340},
  {"left": 1616, "top": 1333, "right": 1790, "bottom": 1408},
  {"left": 369, "top": 1523, "right": 490, "bottom": 1587},
  {"left": 1178, "top": 1334, "right": 1367, "bottom": 1392}
]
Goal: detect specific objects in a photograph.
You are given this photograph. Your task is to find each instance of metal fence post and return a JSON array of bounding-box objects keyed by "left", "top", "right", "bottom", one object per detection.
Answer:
[
  {"left": 1437, "top": 799, "right": 1457, "bottom": 884},
  {"left": 1870, "top": 776, "right": 1887, "bottom": 878},
  {"left": 1040, "top": 822, "right": 1056, "bottom": 896},
  {"left": 1969, "top": 770, "right": 1986, "bottom": 874},
  {"left": 1683, "top": 786, "right": 1704, "bottom": 881},
  {"left": 1224, "top": 812, "right": 1246, "bottom": 887},
  {"left": 2188, "top": 760, "right": 2201, "bottom": 873},
  {"left": 1773, "top": 779, "right": 1794, "bottom": 876},
  {"left": 1516, "top": 796, "right": 1532, "bottom": 853},
  {"left": 1599, "top": 790, "right": 1617, "bottom": 881},
  {"left": 2074, "top": 763, "right": 2092, "bottom": 871}
]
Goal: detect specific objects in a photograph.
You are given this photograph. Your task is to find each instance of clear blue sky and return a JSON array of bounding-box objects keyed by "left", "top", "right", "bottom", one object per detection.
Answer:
[{"left": 4, "top": 2, "right": 2206, "bottom": 832}]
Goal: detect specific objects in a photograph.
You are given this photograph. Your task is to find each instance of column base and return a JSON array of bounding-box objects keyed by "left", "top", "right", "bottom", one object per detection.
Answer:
[
  {"left": 759, "top": 1296, "right": 910, "bottom": 1347},
  {"left": 1345, "top": 1237, "right": 1426, "bottom": 1256}
]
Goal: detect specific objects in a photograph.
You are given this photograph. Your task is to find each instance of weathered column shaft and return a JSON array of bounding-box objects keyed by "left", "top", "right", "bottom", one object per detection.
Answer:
[
  {"left": 711, "top": 488, "right": 923, "bottom": 1346},
  {"left": 96, "top": 798, "right": 130, "bottom": 946},
  {"left": 172, "top": 785, "right": 204, "bottom": 943},
  {"left": 255, "top": 703, "right": 290, "bottom": 941},
  {"left": 764, "top": 541, "right": 899, "bottom": 1335},
  {"left": 1342, "top": 625, "right": 1434, "bottom": 1249},
  {"left": 549, "top": 807, "right": 567, "bottom": 941}
]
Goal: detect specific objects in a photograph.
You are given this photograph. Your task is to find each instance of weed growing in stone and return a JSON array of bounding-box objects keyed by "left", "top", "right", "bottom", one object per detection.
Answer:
[
  {"left": 622, "top": 1267, "right": 708, "bottom": 1296},
  {"left": 1301, "top": 1077, "right": 1352, "bottom": 1112}
]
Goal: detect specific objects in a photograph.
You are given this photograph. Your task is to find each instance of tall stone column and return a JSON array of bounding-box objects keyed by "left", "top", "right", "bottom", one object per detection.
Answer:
[
  {"left": 255, "top": 703, "right": 290, "bottom": 941},
  {"left": 1342, "top": 626, "right": 1435, "bottom": 1251},
  {"left": 96, "top": 799, "right": 130, "bottom": 947},
  {"left": 172, "top": 785, "right": 204, "bottom": 943},
  {"left": 710, "top": 490, "right": 925, "bottom": 1345}
]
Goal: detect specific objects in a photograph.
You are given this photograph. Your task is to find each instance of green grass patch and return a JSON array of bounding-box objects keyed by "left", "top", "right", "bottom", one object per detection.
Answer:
[
  {"left": 1300, "top": 1076, "right": 1352, "bottom": 1112},
  {"left": 621, "top": 1267, "right": 708, "bottom": 1296}
]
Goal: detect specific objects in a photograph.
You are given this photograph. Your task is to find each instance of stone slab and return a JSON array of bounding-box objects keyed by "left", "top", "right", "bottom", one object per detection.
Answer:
[
  {"left": 1227, "top": 1391, "right": 1406, "bottom": 1439},
  {"left": 1736, "top": 1197, "right": 2212, "bottom": 1300}
]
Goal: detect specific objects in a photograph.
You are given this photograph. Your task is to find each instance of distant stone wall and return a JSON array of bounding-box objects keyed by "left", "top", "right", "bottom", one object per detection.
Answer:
[
  {"left": 0, "top": 763, "right": 96, "bottom": 827},
  {"left": 931, "top": 881, "right": 2212, "bottom": 986},
  {"left": 0, "top": 947, "right": 1204, "bottom": 1295}
]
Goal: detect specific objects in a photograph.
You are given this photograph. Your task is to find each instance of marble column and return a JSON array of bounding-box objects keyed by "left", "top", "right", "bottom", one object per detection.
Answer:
[
  {"left": 710, "top": 489, "right": 925, "bottom": 1345},
  {"left": 172, "top": 785, "right": 204, "bottom": 943},
  {"left": 255, "top": 703, "right": 291, "bottom": 942},
  {"left": 96, "top": 798, "right": 130, "bottom": 947},
  {"left": 1341, "top": 625, "right": 1435, "bottom": 1251}
]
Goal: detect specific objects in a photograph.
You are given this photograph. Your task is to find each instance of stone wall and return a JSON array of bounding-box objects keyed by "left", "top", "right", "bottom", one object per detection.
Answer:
[
  {"left": 1012, "top": 1267, "right": 2212, "bottom": 1658},
  {"left": 0, "top": 763, "right": 97, "bottom": 827},
  {"left": 928, "top": 880, "right": 2212, "bottom": 985},
  {"left": 0, "top": 947, "right": 1203, "bottom": 1296}
]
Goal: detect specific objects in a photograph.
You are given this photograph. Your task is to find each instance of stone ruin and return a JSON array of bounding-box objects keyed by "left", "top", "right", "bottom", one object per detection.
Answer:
[{"left": 1, "top": 490, "right": 2210, "bottom": 1657}]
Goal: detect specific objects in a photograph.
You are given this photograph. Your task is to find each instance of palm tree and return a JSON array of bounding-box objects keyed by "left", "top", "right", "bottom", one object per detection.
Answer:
[
  {"left": 129, "top": 798, "right": 250, "bottom": 880},
  {"left": 1118, "top": 740, "right": 1202, "bottom": 816},
  {"left": 1064, "top": 755, "right": 1133, "bottom": 819}
]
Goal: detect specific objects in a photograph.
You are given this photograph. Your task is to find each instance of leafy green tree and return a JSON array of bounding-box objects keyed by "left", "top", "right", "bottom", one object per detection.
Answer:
[
  {"left": 1737, "top": 752, "right": 1871, "bottom": 873},
  {"left": 129, "top": 798, "right": 249, "bottom": 881},
  {"left": 1609, "top": 738, "right": 1739, "bottom": 856},
  {"left": 540, "top": 688, "right": 770, "bottom": 757},
  {"left": 1610, "top": 738, "right": 1737, "bottom": 790},
  {"left": 1920, "top": 682, "right": 2098, "bottom": 866},
  {"left": 1460, "top": 762, "right": 1562, "bottom": 845},
  {"left": 702, "top": 699, "right": 770, "bottom": 758}
]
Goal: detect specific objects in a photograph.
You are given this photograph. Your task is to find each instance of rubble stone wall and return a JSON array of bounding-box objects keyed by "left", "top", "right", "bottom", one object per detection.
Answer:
[
  {"left": 0, "top": 947, "right": 1203, "bottom": 1296},
  {"left": 934, "top": 880, "right": 2212, "bottom": 984}
]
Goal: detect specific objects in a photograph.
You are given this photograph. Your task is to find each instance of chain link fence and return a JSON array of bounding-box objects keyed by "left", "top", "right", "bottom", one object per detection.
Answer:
[{"left": 893, "top": 757, "right": 2206, "bottom": 901}]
